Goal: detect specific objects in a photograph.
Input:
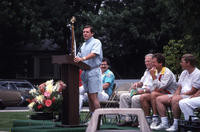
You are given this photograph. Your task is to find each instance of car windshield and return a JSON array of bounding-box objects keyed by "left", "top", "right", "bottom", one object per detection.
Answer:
[
  {"left": 0, "top": 82, "right": 9, "bottom": 89},
  {"left": 13, "top": 83, "right": 33, "bottom": 90}
]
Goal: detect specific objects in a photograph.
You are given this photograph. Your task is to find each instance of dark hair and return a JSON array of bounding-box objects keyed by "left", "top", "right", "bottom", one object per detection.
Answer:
[
  {"left": 182, "top": 54, "right": 196, "bottom": 67},
  {"left": 102, "top": 57, "right": 110, "bottom": 66},
  {"left": 84, "top": 25, "right": 94, "bottom": 34},
  {"left": 153, "top": 53, "right": 165, "bottom": 66}
]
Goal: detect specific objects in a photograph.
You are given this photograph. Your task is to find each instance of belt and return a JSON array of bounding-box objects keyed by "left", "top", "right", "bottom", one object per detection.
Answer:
[{"left": 84, "top": 65, "right": 99, "bottom": 71}]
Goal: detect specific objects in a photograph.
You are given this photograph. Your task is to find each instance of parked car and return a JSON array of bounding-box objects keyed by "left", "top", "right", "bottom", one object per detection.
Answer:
[
  {"left": 0, "top": 87, "right": 22, "bottom": 109},
  {"left": 0, "top": 79, "right": 35, "bottom": 108}
]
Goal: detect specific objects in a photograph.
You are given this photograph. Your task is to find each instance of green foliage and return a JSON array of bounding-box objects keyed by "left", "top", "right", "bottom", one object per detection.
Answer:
[
  {"left": 1, "top": 0, "right": 200, "bottom": 78},
  {"left": 163, "top": 37, "right": 200, "bottom": 78},
  {"left": 163, "top": 39, "right": 186, "bottom": 76},
  {"left": 0, "top": 0, "right": 182, "bottom": 55}
]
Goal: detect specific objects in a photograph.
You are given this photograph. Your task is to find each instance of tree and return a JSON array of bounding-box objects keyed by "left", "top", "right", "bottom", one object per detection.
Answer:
[
  {"left": 1, "top": 0, "right": 200, "bottom": 78},
  {"left": 163, "top": 39, "right": 186, "bottom": 78}
]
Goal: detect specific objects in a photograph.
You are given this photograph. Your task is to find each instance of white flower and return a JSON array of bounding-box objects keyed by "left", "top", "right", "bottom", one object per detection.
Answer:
[
  {"left": 45, "top": 79, "right": 53, "bottom": 86},
  {"left": 53, "top": 83, "right": 59, "bottom": 92},
  {"left": 46, "top": 83, "right": 53, "bottom": 94},
  {"left": 36, "top": 95, "right": 44, "bottom": 104},
  {"left": 28, "top": 80, "right": 65, "bottom": 112},
  {"left": 28, "top": 102, "right": 35, "bottom": 110},
  {"left": 29, "top": 88, "right": 37, "bottom": 95}
]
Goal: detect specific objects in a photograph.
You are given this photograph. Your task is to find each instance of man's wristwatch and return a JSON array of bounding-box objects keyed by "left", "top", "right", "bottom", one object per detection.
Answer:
[
  {"left": 82, "top": 57, "right": 86, "bottom": 61},
  {"left": 144, "top": 89, "right": 146, "bottom": 93}
]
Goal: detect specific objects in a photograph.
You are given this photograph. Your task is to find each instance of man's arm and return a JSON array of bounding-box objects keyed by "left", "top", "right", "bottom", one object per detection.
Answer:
[
  {"left": 153, "top": 73, "right": 174, "bottom": 90},
  {"left": 137, "top": 88, "right": 150, "bottom": 94},
  {"left": 183, "top": 87, "right": 198, "bottom": 96},
  {"left": 191, "top": 89, "right": 200, "bottom": 98},
  {"left": 103, "top": 82, "right": 110, "bottom": 90},
  {"left": 74, "top": 53, "right": 96, "bottom": 62},
  {"left": 173, "top": 85, "right": 182, "bottom": 95}
]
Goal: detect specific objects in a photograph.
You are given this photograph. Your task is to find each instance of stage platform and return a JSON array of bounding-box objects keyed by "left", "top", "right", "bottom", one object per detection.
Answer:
[{"left": 11, "top": 119, "right": 140, "bottom": 132}]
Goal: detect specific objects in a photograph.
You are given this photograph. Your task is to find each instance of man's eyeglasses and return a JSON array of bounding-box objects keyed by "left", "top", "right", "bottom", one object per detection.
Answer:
[{"left": 100, "top": 64, "right": 108, "bottom": 66}]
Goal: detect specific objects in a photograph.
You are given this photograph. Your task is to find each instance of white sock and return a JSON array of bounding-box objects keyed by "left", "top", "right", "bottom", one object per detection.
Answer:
[
  {"left": 161, "top": 117, "right": 168, "bottom": 125},
  {"left": 172, "top": 118, "right": 179, "bottom": 127},
  {"left": 153, "top": 114, "right": 158, "bottom": 117},
  {"left": 125, "top": 115, "right": 132, "bottom": 122},
  {"left": 152, "top": 115, "right": 159, "bottom": 121}
]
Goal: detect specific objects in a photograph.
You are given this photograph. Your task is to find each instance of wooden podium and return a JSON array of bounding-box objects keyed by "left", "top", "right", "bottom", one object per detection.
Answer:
[{"left": 52, "top": 55, "right": 90, "bottom": 125}]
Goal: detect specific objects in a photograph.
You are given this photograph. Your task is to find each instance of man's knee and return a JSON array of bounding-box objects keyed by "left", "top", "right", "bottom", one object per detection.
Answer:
[
  {"left": 140, "top": 94, "right": 150, "bottom": 102},
  {"left": 151, "top": 91, "right": 160, "bottom": 99},
  {"left": 156, "top": 96, "right": 162, "bottom": 103},
  {"left": 172, "top": 96, "right": 182, "bottom": 103},
  {"left": 156, "top": 95, "right": 167, "bottom": 103},
  {"left": 120, "top": 93, "right": 129, "bottom": 101}
]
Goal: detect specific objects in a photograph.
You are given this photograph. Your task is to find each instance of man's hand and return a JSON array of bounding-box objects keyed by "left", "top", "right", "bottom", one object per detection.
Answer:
[
  {"left": 150, "top": 67, "right": 157, "bottom": 80},
  {"left": 74, "top": 57, "right": 83, "bottom": 63},
  {"left": 169, "top": 93, "right": 179, "bottom": 103},
  {"left": 190, "top": 94, "right": 199, "bottom": 98},
  {"left": 129, "top": 82, "right": 139, "bottom": 92},
  {"left": 150, "top": 67, "right": 156, "bottom": 76}
]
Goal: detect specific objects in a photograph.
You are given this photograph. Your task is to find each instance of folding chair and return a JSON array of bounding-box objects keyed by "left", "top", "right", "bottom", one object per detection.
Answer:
[
  {"left": 100, "top": 83, "right": 119, "bottom": 108},
  {"left": 82, "top": 83, "right": 119, "bottom": 124}
]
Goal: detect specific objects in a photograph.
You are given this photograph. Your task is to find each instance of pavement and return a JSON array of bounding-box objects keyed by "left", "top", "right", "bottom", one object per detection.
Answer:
[{"left": 0, "top": 107, "right": 29, "bottom": 112}]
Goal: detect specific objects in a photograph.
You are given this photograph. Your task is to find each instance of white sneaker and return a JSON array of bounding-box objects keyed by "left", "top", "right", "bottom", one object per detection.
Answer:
[
  {"left": 166, "top": 125, "right": 178, "bottom": 132},
  {"left": 150, "top": 119, "right": 160, "bottom": 129},
  {"left": 154, "top": 123, "right": 169, "bottom": 130}
]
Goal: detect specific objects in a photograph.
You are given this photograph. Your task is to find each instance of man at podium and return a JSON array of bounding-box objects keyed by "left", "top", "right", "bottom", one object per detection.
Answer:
[{"left": 74, "top": 25, "right": 103, "bottom": 113}]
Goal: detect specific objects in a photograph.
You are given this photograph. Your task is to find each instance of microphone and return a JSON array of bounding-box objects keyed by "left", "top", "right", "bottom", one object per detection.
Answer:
[{"left": 77, "top": 43, "right": 83, "bottom": 54}]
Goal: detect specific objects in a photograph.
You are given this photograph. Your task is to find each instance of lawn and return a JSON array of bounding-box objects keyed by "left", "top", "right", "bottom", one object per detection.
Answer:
[
  {"left": 0, "top": 111, "right": 31, "bottom": 131},
  {"left": 0, "top": 111, "right": 89, "bottom": 131}
]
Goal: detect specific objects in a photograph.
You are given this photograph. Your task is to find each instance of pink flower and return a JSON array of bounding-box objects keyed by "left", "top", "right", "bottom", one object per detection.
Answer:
[
  {"left": 39, "top": 83, "right": 46, "bottom": 93},
  {"left": 45, "top": 99, "right": 52, "bottom": 107},
  {"left": 39, "top": 83, "right": 46, "bottom": 89},
  {"left": 58, "top": 81, "right": 66, "bottom": 92},
  {"left": 44, "top": 91, "right": 51, "bottom": 98}
]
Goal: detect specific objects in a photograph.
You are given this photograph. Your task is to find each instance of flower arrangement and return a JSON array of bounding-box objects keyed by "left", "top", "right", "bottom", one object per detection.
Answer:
[{"left": 27, "top": 80, "right": 66, "bottom": 113}]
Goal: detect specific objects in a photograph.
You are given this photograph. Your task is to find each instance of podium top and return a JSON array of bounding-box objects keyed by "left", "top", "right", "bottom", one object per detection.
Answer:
[{"left": 52, "top": 55, "right": 90, "bottom": 70}]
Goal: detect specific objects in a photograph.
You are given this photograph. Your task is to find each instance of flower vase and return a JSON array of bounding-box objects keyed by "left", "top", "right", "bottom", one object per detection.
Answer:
[{"left": 30, "top": 112, "right": 54, "bottom": 120}]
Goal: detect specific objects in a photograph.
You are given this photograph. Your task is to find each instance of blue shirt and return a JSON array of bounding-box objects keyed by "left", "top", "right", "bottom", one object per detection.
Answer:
[
  {"left": 77, "top": 37, "right": 103, "bottom": 68},
  {"left": 77, "top": 37, "right": 103, "bottom": 93},
  {"left": 102, "top": 69, "right": 115, "bottom": 97}
]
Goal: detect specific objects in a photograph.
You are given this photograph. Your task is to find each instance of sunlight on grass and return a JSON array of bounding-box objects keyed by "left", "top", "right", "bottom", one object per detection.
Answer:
[{"left": 0, "top": 111, "right": 32, "bottom": 131}]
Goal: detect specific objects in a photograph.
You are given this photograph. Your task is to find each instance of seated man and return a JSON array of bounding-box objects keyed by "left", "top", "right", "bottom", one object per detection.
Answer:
[
  {"left": 140, "top": 53, "right": 177, "bottom": 129},
  {"left": 154, "top": 54, "right": 200, "bottom": 131},
  {"left": 118, "top": 53, "right": 154, "bottom": 126},
  {"left": 79, "top": 58, "right": 115, "bottom": 111},
  {"left": 179, "top": 89, "right": 200, "bottom": 121}
]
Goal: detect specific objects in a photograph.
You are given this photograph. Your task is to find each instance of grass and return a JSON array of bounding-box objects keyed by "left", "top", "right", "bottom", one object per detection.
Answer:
[
  {"left": 0, "top": 111, "right": 89, "bottom": 132},
  {"left": 0, "top": 111, "right": 31, "bottom": 131},
  {"left": 0, "top": 111, "right": 127, "bottom": 132}
]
